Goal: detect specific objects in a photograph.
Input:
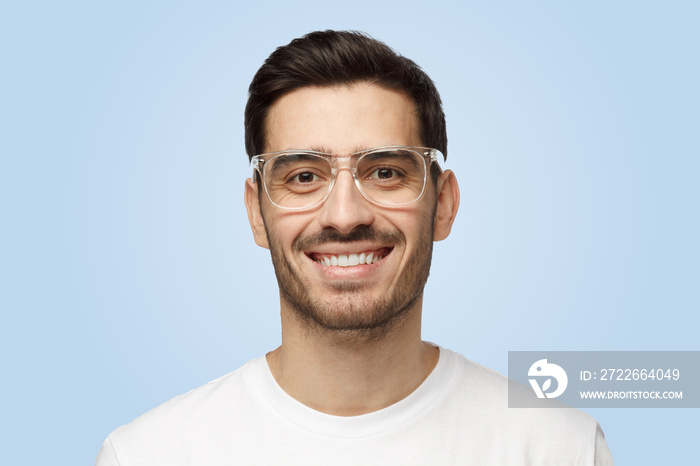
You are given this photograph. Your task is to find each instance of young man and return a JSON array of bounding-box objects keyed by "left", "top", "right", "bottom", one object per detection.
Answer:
[{"left": 96, "top": 30, "right": 613, "bottom": 465}]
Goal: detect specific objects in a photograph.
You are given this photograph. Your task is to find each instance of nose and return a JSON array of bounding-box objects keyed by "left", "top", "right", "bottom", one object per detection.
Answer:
[{"left": 317, "top": 169, "right": 375, "bottom": 234}]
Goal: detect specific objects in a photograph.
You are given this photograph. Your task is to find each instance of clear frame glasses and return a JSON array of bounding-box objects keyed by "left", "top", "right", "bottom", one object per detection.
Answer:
[{"left": 251, "top": 146, "right": 444, "bottom": 211}]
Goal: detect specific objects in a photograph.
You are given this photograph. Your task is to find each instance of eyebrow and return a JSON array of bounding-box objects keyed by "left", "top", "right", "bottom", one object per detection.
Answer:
[
  {"left": 309, "top": 145, "right": 334, "bottom": 154},
  {"left": 362, "top": 149, "right": 421, "bottom": 169},
  {"left": 307, "top": 146, "right": 401, "bottom": 156},
  {"left": 268, "top": 153, "right": 326, "bottom": 178}
]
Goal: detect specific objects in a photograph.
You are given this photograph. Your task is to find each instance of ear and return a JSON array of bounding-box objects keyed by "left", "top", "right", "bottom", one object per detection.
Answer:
[
  {"left": 433, "top": 169, "right": 460, "bottom": 241},
  {"left": 244, "top": 178, "right": 270, "bottom": 249}
]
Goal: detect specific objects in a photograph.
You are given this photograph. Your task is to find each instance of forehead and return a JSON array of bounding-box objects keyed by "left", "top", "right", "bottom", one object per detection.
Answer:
[{"left": 264, "top": 83, "right": 421, "bottom": 154}]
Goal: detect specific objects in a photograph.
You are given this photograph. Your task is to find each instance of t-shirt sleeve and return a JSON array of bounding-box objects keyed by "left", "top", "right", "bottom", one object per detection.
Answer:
[
  {"left": 95, "top": 436, "right": 121, "bottom": 466},
  {"left": 594, "top": 422, "right": 614, "bottom": 466}
]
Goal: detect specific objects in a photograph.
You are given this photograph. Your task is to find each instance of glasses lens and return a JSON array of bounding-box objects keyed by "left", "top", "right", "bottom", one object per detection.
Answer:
[
  {"left": 357, "top": 149, "right": 427, "bottom": 206},
  {"left": 263, "top": 153, "right": 332, "bottom": 209}
]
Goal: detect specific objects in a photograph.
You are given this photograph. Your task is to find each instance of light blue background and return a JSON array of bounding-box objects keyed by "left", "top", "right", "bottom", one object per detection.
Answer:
[{"left": 1, "top": 1, "right": 697, "bottom": 464}]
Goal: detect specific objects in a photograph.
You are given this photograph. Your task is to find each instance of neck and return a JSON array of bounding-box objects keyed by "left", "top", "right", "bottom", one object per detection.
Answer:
[{"left": 266, "top": 297, "right": 439, "bottom": 416}]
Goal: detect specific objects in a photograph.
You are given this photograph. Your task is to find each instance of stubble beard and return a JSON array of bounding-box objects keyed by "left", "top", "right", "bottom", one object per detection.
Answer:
[{"left": 266, "top": 219, "right": 435, "bottom": 343}]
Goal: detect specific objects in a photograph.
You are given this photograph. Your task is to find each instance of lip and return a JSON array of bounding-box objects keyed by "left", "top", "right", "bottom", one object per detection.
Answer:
[
  {"left": 304, "top": 245, "right": 394, "bottom": 277},
  {"left": 307, "top": 247, "right": 392, "bottom": 264}
]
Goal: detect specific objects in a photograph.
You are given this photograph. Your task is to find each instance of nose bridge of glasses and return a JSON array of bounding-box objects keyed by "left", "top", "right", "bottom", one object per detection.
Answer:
[
  {"left": 327, "top": 153, "right": 358, "bottom": 171},
  {"left": 328, "top": 154, "right": 361, "bottom": 190},
  {"left": 329, "top": 164, "right": 362, "bottom": 199}
]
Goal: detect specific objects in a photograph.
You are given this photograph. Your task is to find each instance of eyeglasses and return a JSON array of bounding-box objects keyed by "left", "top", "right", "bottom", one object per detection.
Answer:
[{"left": 251, "top": 146, "right": 444, "bottom": 211}]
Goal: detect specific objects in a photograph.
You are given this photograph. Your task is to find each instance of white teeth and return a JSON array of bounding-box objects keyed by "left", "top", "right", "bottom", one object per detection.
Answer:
[{"left": 316, "top": 251, "right": 385, "bottom": 267}]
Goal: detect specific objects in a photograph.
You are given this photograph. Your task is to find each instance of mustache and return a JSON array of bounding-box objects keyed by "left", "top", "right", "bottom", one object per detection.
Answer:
[{"left": 294, "top": 226, "right": 404, "bottom": 251}]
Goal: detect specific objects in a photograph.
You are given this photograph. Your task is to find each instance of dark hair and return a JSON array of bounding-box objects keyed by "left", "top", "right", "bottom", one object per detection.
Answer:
[{"left": 244, "top": 30, "right": 447, "bottom": 165}]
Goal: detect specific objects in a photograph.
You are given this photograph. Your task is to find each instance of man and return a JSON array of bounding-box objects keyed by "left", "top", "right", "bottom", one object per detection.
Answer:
[{"left": 96, "top": 30, "right": 613, "bottom": 465}]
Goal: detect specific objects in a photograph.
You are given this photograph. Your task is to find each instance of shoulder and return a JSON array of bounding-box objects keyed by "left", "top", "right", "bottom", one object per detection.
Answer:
[
  {"left": 440, "top": 349, "right": 604, "bottom": 456},
  {"left": 100, "top": 359, "right": 259, "bottom": 459},
  {"left": 131, "top": 362, "right": 249, "bottom": 426}
]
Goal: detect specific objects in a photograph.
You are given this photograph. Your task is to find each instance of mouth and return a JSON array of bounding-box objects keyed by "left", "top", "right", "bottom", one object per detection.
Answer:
[{"left": 307, "top": 247, "right": 392, "bottom": 267}]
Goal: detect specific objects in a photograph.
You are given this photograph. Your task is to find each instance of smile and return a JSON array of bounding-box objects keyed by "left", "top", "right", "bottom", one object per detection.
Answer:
[{"left": 309, "top": 248, "right": 391, "bottom": 267}]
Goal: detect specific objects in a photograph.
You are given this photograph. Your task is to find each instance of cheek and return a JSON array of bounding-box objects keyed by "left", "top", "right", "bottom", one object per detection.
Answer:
[
  {"left": 264, "top": 213, "right": 315, "bottom": 254},
  {"left": 392, "top": 207, "right": 435, "bottom": 246}
]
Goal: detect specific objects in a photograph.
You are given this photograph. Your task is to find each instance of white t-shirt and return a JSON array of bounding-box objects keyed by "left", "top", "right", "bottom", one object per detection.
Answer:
[{"left": 96, "top": 347, "right": 613, "bottom": 465}]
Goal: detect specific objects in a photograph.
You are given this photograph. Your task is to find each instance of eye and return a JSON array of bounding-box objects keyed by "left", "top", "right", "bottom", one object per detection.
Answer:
[
  {"left": 291, "top": 171, "right": 320, "bottom": 183},
  {"left": 367, "top": 167, "right": 402, "bottom": 180}
]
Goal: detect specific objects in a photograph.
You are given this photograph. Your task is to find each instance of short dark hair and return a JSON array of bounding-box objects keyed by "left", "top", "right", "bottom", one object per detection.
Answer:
[{"left": 244, "top": 30, "right": 447, "bottom": 164}]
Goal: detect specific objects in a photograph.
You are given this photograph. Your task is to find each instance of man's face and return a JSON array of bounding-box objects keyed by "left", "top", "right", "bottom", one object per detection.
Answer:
[{"left": 246, "top": 83, "right": 440, "bottom": 339}]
